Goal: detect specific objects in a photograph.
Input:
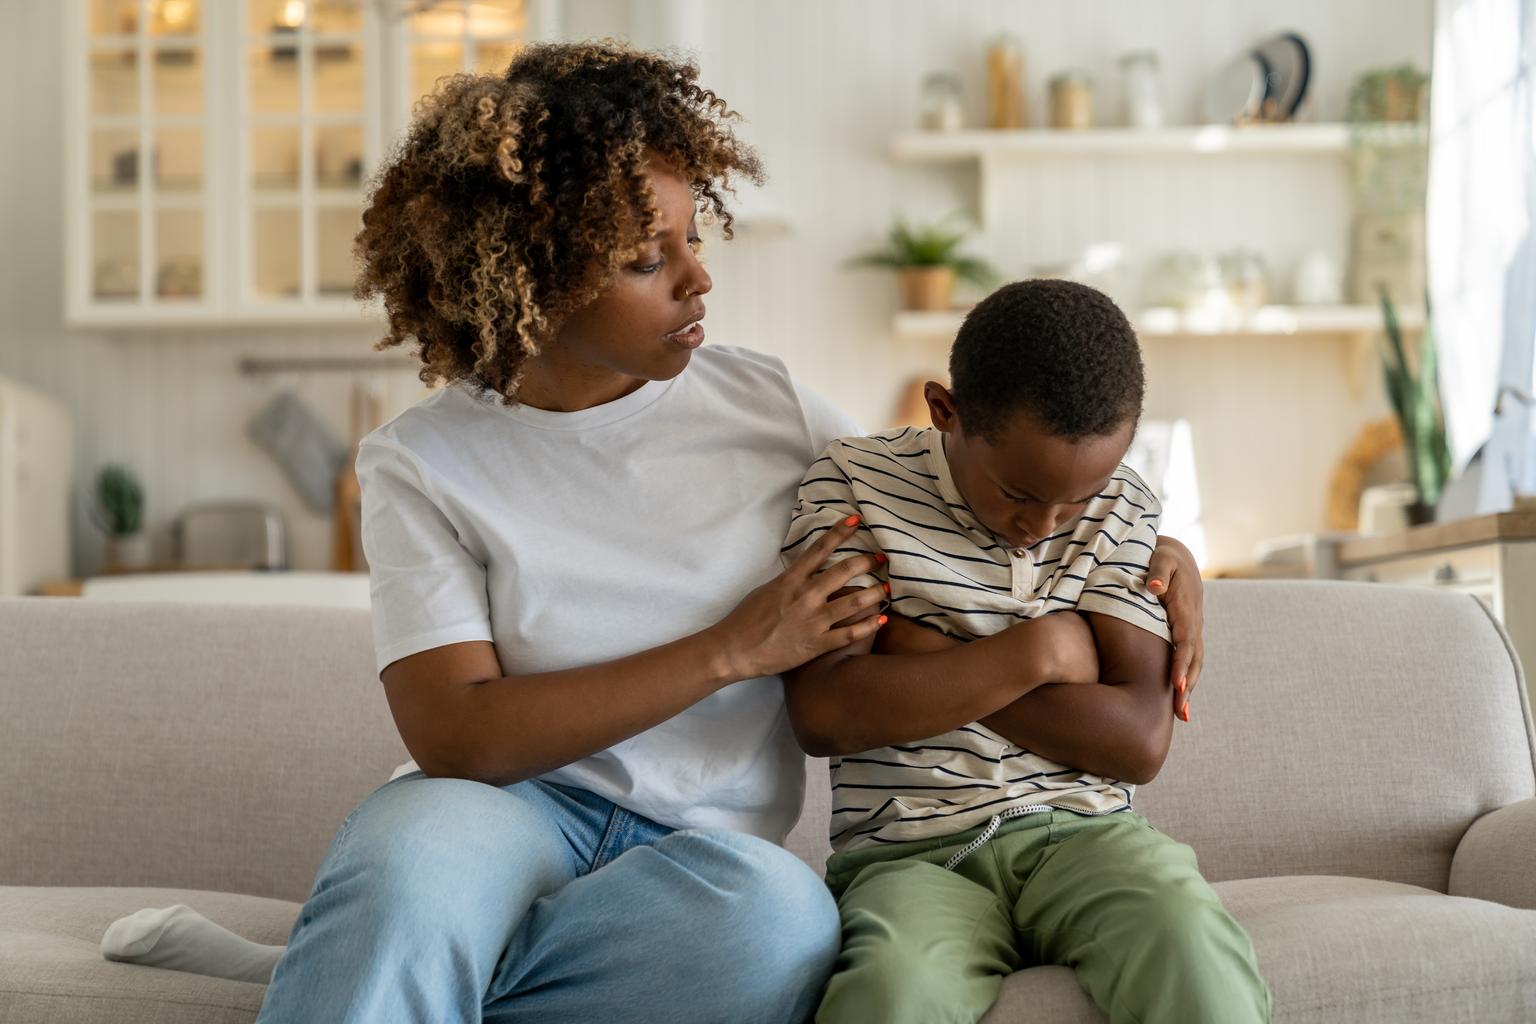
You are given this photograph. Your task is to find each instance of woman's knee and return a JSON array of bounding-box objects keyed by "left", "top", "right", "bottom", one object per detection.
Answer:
[
  {"left": 319, "top": 776, "right": 571, "bottom": 905},
  {"left": 652, "top": 830, "right": 840, "bottom": 1003}
]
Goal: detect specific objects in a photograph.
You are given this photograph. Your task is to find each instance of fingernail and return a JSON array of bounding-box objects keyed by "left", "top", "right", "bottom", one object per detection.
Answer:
[
  {"left": 1150, "top": 579, "right": 1164, "bottom": 589},
  {"left": 1177, "top": 677, "right": 1186, "bottom": 693},
  {"left": 875, "top": 553, "right": 888, "bottom": 564},
  {"left": 877, "top": 614, "right": 888, "bottom": 626},
  {"left": 1180, "top": 706, "right": 1191, "bottom": 722},
  {"left": 882, "top": 582, "right": 891, "bottom": 595},
  {"left": 843, "top": 515, "right": 861, "bottom": 527}
]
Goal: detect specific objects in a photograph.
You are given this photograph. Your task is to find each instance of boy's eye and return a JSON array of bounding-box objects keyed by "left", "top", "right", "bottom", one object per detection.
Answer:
[{"left": 1002, "top": 490, "right": 1034, "bottom": 504}]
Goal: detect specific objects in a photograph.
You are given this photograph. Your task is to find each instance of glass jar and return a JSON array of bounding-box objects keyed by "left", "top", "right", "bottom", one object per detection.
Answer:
[
  {"left": 919, "top": 72, "right": 964, "bottom": 132},
  {"left": 1118, "top": 51, "right": 1163, "bottom": 129},
  {"left": 1049, "top": 70, "right": 1093, "bottom": 130},
  {"left": 986, "top": 33, "right": 1026, "bottom": 129}
]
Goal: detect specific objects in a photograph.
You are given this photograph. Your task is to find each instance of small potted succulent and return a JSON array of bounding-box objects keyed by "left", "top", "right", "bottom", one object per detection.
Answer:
[
  {"left": 90, "top": 463, "right": 149, "bottom": 571},
  {"left": 850, "top": 216, "right": 998, "bottom": 311}
]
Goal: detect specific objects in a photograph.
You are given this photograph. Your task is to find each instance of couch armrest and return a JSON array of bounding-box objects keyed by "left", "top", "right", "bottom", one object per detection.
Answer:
[{"left": 1449, "top": 798, "right": 1536, "bottom": 909}]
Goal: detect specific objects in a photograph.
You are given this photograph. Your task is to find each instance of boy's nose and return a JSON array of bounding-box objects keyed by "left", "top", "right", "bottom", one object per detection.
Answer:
[{"left": 1018, "top": 507, "right": 1065, "bottom": 542}]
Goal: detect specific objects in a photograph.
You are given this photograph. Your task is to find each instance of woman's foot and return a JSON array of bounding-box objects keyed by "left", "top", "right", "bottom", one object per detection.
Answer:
[{"left": 101, "top": 904, "right": 284, "bottom": 983}]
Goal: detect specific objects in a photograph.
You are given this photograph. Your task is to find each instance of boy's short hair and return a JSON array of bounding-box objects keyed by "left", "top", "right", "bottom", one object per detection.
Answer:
[{"left": 948, "top": 279, "right": 1145, "bottom": 442}]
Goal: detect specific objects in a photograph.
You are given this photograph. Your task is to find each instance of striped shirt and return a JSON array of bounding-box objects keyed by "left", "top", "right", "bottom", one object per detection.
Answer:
[{"left": 781, "top": 426, "right": 1171, "bottom": 853}]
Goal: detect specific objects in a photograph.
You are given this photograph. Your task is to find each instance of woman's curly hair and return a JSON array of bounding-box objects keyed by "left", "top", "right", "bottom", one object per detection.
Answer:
[{"left": 354, "top": 40, "right": 764, "bottom": 402}]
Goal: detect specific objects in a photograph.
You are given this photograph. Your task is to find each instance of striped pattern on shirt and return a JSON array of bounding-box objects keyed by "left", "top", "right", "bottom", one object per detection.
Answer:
[{"left": 781, "top": 426, "right": 1171, "bottom": 853}]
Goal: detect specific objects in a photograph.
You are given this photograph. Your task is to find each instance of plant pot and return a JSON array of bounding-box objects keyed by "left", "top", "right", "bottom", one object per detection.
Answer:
[
  {"left": 101, "top": 532, "right": 152, "bottom": 573},
  {"left": 898, "top": 266, "right": 956, "bottom": 311},
  {"left": 1405, "top": 500, "right": 1435, "bottom": 527}
]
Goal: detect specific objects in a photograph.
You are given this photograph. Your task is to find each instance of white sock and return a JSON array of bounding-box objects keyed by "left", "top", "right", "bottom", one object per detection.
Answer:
[{"left": 100, "top": 904, "right": 285, "bottom": 984}]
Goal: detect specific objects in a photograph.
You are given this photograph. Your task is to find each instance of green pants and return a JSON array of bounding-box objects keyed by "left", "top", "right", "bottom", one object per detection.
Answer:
[{"left": 816, "top": 810, "right": 1270, "bottom": 1024}]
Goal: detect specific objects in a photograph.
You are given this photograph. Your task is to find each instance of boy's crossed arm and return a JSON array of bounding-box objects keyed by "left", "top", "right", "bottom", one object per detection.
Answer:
[
  {"left": 780, "top": 602, "right": 1098, "bottom": 759},
  {"left": 875, "top": 612, "right": 1174, "bottom": 784},
  {"left": 784, "top": 602, "right": 1172, "bottom": 783}
]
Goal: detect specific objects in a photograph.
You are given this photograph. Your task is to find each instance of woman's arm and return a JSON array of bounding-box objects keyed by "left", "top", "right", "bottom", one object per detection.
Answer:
[{"left": 384, "top": 519, "right": 886, "bottom": 787}]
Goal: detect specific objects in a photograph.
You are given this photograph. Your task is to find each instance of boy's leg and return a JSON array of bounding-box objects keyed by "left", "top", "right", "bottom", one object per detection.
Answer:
[
  {"left": 1005, "top": 812, "right": 1271, "bottom": 1024},
  {"left": 817, "top": 857, "right": 1019, "bottom": 1024}
]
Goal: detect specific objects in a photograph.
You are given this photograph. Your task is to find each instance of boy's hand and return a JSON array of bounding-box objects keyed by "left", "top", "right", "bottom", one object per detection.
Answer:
[
  {"left": 1031, "top": 612, "right": 1100, "bottom": 684},
  {"left": 1147, "top": 535, "right": 1204, "bottom": 722},
  {"left": 872, "top": 613, "right": 956, "bottom": 656}
]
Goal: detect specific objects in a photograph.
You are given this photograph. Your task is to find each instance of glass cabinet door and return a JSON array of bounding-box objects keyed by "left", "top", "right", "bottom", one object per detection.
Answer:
[
  {"left": 241, "top": 0, "right": 372, "bottom": 309},
  {"left": 394, "top": 1, "right": 528, "bottom": 130},
  {"left": 82, "top": 0, "right": 210, "bottom": 310}
]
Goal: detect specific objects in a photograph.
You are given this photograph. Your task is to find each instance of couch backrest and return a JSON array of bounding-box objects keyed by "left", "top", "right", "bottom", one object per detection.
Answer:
[
  {"left": 3, "top": 581, "right": 1533, "bottom": 903},
  {"left": 785, "top": 580, "right": 1536, "bottom": 892},
  {"left": 0, "top": 598, "right": 408, "bottom": 902}
]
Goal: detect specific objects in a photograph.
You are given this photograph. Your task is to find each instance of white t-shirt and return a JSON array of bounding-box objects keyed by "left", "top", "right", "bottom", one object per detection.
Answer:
[{"left": 356, "top": 345, "right": 859, "bottom": 841}]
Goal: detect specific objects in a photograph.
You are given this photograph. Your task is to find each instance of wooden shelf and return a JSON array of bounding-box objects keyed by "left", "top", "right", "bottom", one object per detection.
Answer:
[
  {"left": 893, "top": 304, "right": 1425, "bottom": 340},
  {"left": 891, "top": 122, "right": 1427, "bottom": 162}
]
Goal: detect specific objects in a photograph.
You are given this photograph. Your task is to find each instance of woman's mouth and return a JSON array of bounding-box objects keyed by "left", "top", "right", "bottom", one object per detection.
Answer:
[{"left": 664, "top": 316, "right": 705, "bottom": 349}]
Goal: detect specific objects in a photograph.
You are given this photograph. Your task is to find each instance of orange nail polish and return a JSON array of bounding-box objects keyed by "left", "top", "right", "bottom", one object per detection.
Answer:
[
  {"left": 1177, "top": 677, "right": 1186, "bottom": 693},
  {"left": 877, "top": 614, "right": 888, "bottom": 626},
  {"left": 874, "top": 553, "right": 888, "bottom": 564},
  {"left": 843, "top": 515, "right": 861, "bottom": 527},
  {"left": 882, "top": 582, "right": 891, "bottom": 595},
  {"left": 1180, "top": 706, "right": 1191, "bottom": 722}
]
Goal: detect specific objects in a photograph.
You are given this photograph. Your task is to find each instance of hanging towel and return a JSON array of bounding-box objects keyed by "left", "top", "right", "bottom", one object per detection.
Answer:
[{"left": 247, "top": 391, "right": 348, "bottom": 515}]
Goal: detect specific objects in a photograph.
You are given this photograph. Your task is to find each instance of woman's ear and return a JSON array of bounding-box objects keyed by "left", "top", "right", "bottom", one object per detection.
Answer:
[{"left": 923, "top": 381, "right": 960, "bottom": 432}]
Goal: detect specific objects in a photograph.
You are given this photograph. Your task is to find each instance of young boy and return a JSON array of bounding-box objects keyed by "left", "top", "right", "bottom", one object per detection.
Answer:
[{"left": 780, "top": 280, "right": 1269, "bottom": 1024}]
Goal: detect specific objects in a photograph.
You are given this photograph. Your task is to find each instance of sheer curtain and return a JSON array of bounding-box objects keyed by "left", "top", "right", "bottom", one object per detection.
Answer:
[{"left": 1427, "top": 0, "right": 1536, "bottom": 509}]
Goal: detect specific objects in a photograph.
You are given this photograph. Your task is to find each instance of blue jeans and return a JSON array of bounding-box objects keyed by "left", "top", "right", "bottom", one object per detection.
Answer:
[{"left": 255, "top": 771, "right": 840, "bottom": 1024}]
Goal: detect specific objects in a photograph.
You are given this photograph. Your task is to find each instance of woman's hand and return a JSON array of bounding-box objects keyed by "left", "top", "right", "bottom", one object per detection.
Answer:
[
  {"left": 710, "top": 516, "right": 887, "bottom": 683},
  {"left": 1147, "top": 535, "right": 1204, "bottom": 722}
]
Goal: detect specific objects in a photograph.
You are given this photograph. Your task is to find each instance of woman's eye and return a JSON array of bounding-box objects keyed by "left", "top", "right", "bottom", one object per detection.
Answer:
[{"left": 633, "top": 259, "right": 663, "bottom": 274}]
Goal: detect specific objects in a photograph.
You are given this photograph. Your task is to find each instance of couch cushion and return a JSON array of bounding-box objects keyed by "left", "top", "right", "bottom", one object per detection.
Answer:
[
  {"left": 981, "top": 874, "right": 1536, "bottom": 1023},
  {"left": 0, "top": 886, "right": 298, "bottom": 1024}
]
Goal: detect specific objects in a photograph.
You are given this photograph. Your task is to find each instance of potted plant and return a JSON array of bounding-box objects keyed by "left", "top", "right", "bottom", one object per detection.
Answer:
[
  {"left": 90, "top": 463, "right": 149, "bottom": 571},
  {"left": 1378, "top": 290, "right": 1450, "bottom": 524},
  {"left": 850, "top": 217, "right": 998, "bottom": 311}
]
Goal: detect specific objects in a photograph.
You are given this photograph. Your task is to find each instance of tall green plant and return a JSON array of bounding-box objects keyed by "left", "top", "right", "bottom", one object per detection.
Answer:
[
  {"left": 1379, "top": 290, "right": 1451, "bottom": 508},
  {"left": 90, "top": 464, "right": 144, "bottom": 537}
]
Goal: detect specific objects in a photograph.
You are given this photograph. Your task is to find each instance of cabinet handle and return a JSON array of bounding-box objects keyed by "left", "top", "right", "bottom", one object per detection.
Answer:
[{"left": 1433, "top": 563, "right": 1457, "bottom": 583}]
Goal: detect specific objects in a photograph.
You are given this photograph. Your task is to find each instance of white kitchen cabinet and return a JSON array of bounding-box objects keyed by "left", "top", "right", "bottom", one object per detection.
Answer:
[{"left": 65, "top": 0, "right": 551, "bottom": 328}]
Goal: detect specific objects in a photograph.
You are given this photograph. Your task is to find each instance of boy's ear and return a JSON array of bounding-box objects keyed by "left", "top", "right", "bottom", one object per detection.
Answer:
[{"left": 923, "top": 381, "right": 960, "bottom": 432}]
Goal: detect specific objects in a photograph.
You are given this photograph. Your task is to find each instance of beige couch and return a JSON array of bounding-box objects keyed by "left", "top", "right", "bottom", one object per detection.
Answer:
[{"left": 2, "top": 581, "right": 1534, "bottom": 1023}]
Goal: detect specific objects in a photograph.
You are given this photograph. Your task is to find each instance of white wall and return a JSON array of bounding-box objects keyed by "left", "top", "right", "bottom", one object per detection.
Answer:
[{"left": 0, "top": 0, "right": 1434, "bottom": 577}]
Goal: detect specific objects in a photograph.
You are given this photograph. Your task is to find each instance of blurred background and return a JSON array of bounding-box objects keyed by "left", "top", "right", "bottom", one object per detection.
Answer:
[{"left": 1, "top": 2, "right": 1532, "bottom": 642}]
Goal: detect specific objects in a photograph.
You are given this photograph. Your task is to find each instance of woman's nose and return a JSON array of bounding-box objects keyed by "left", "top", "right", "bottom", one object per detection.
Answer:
[{"left": 678, "top": 259, "right": 711, "bottom": 301}]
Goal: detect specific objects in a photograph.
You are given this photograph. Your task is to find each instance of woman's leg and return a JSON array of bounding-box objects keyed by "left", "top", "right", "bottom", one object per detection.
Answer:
[
  {"left": 484, "top": 828, "right": 842, "bottom": 1024},
  {"left": 255, "top": 773, "right": 588, "bottom": 1024},
  {"left": 814, "top": 857, "right": 1018, "bottom": 1024},
  {"left": 1008, "top": 812, "right": 1271, "bottom": 1024}
]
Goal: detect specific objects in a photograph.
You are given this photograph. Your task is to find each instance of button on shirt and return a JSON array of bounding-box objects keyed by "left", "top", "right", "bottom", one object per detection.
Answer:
[{"left": 780, "top": 426, "right": 1171, "bottom": 852}]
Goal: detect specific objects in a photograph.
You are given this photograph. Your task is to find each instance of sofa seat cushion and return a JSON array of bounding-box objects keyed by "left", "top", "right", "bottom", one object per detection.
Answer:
[
  {"left": 983, "top": 874, "right": 1536, "bottom": 1023},
  {"left": 0, "top": 886, "right": 298, "bottom": 1024}
]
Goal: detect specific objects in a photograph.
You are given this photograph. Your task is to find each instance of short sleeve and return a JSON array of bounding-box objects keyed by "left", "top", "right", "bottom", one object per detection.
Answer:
[
  {"left": 780, "top": 442, "right": 882, "bottom": 590},
  {"left": 1076, "top": 494, "right": 1172, "bottom": 642},
  {"left": 794, "top": 381, "right": 863, "bottom": 455},
  {"left": 357, "top": 437, "right": 494, "bottom": 676}
]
